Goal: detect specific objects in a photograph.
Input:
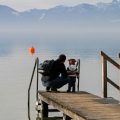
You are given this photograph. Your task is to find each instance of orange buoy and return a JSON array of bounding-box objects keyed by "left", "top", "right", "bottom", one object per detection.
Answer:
[{"left": 29, "top": 46, "right": 35, "bottom": 55}]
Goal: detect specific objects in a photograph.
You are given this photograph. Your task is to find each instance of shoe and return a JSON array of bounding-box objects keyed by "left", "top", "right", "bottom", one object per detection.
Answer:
[
  {"left": 67, "top": 90, "right": 70, "bottom": 93},
  {"left": 67, "top": 89, "right": 71, "bottom": 92},
  {"left": 51, "top": 88, "right": 59, "bottom": 92},
  {"left": 46, "top": 87, "right": 50, "bottom": 92}
]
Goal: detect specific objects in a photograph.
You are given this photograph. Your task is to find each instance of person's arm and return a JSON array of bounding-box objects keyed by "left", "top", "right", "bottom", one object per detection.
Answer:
[
  {"left": 67, "top": 70, "right": 79, "bottom": 75},
  {"left": 61, "top": 64, "right": 67, "bottom": 78}
]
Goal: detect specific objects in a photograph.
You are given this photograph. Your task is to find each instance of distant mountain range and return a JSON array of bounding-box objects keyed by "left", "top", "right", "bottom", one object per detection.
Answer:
[{"left": 0, "top": 0, "right": 120, "bottom": 31}]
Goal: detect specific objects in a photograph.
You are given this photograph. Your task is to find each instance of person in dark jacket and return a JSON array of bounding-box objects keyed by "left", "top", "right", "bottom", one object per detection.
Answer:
[{"left": 41, "top": 54, "right": 69, "bottom": 92}]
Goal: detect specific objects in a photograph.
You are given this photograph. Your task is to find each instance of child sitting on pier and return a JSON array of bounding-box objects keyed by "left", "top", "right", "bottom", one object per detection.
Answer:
[{"left": 67, "top": 59, "right": 79, "bottom": 92}]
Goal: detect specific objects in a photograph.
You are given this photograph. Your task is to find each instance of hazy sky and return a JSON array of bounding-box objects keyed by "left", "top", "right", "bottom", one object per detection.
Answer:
[{"left": 0, "top": 0, "right": 112, "bottom": 11}]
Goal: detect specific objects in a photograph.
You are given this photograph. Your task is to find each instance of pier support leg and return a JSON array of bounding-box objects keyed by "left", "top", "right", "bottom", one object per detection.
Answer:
[
  {"left": 41, "top": 101, "right": 48, "bottom": 120},
  {"left": 63, "top": 114, "right": 71, "bottom": 120}
]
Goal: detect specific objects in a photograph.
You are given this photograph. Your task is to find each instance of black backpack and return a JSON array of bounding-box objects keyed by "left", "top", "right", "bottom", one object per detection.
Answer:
[{"left": 39, "top": 60, "right": 55, "bottom": 75}]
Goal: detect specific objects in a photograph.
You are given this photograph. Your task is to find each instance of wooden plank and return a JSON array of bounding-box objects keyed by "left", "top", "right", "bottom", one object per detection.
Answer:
[{"left": 38, "top": 91, "right": 120, "bottom": 120}]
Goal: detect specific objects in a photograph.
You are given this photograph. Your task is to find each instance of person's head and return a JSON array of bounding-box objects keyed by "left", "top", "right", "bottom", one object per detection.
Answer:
[
  {"left": 58, "top": 54, "right": 66, "bottom": 63},
  {"left": 68, "top": 59, "right": 76, "bottom": 65}
]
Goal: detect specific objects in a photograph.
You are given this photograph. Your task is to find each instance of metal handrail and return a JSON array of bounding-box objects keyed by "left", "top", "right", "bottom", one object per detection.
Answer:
[
  {"left": 36, "top": 58, "right": 39, "bottom": 101},
  {"left": 101, "top": 51, "right": 120, "bottom": 98},
  {"left": 28, "top": 57, "right": 39, "bottom": 120}
]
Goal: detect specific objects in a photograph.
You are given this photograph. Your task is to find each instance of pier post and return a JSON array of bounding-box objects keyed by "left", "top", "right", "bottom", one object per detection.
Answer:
[
  {"left": 63, "top": 114, "right": 71, "bottom": 120},
  {"left": 41, "top": 101, "right": 48, "bottom": 120},
  {"left": 101, "top": 52, "right": 108, "bottom": 98}
]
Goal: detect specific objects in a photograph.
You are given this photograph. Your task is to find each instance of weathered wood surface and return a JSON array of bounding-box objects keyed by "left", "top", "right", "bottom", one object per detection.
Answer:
[{"left": 38, "top": 91, "right": 120, "bottom": 120}]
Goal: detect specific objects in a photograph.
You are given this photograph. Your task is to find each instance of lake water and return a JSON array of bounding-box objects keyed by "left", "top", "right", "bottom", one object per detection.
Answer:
[{"left": 0, "top": 32, "right": 120, "bottom": 120}]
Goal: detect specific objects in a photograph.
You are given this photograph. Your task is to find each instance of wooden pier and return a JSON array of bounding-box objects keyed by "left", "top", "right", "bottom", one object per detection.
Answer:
[
  {"left": 28, "top": 51, "right": 120, "bottom": 120},
  {"left": 38, "top": 91, "right": 120, "bottom": 120}
]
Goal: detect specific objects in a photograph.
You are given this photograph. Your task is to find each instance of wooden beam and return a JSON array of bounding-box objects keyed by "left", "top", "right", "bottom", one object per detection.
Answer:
[
  {"left": 107, "top": 77, "right": 120, "bottom": 90},
  {"left": 41, "top": 101, "right": 48, "bottom": 120},
  {"left": 104, "top": 59, "right": 107, "bottom": 98},
  {"left": 63, "top": 114, "right": 71, "bottom": 120},
  {"left": 102, "top": 56, "right": 107, "bottom": 98},
  {"left": 101, "top": 51, "right": 120, "bottom": 69},
  {"left": 48, "top": 109, "right": 59, "bottom": 112}
]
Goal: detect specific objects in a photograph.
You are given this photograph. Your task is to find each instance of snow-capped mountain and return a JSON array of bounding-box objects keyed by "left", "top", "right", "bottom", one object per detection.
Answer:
[
  {"left": 0, "top": 0, "right": 120, "bottom": 30},
  {"left": 0, "top": 5, "right": 19, "bottom": 23}
]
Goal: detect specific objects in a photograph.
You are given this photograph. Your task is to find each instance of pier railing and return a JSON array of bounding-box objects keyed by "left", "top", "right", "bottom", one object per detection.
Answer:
[
  {"left": 101, "top": 51, "right": 120, "bottom": 98},
  {"left": 28, "top": 57, "right": 39, "bottom": 120}
]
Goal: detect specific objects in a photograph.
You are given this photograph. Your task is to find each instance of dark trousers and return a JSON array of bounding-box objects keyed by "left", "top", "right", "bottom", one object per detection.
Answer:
[
  {"left": 67, "top": 77, "right": 76, "bottom": 92},
  {"left": 41, "top": 76, "right": 70, "bottom": 89}
]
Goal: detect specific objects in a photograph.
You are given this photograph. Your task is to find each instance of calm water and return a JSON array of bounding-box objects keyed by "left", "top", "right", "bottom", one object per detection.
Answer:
[{"left": 0, "top": 32, "right": 120, "bottom": 120}]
